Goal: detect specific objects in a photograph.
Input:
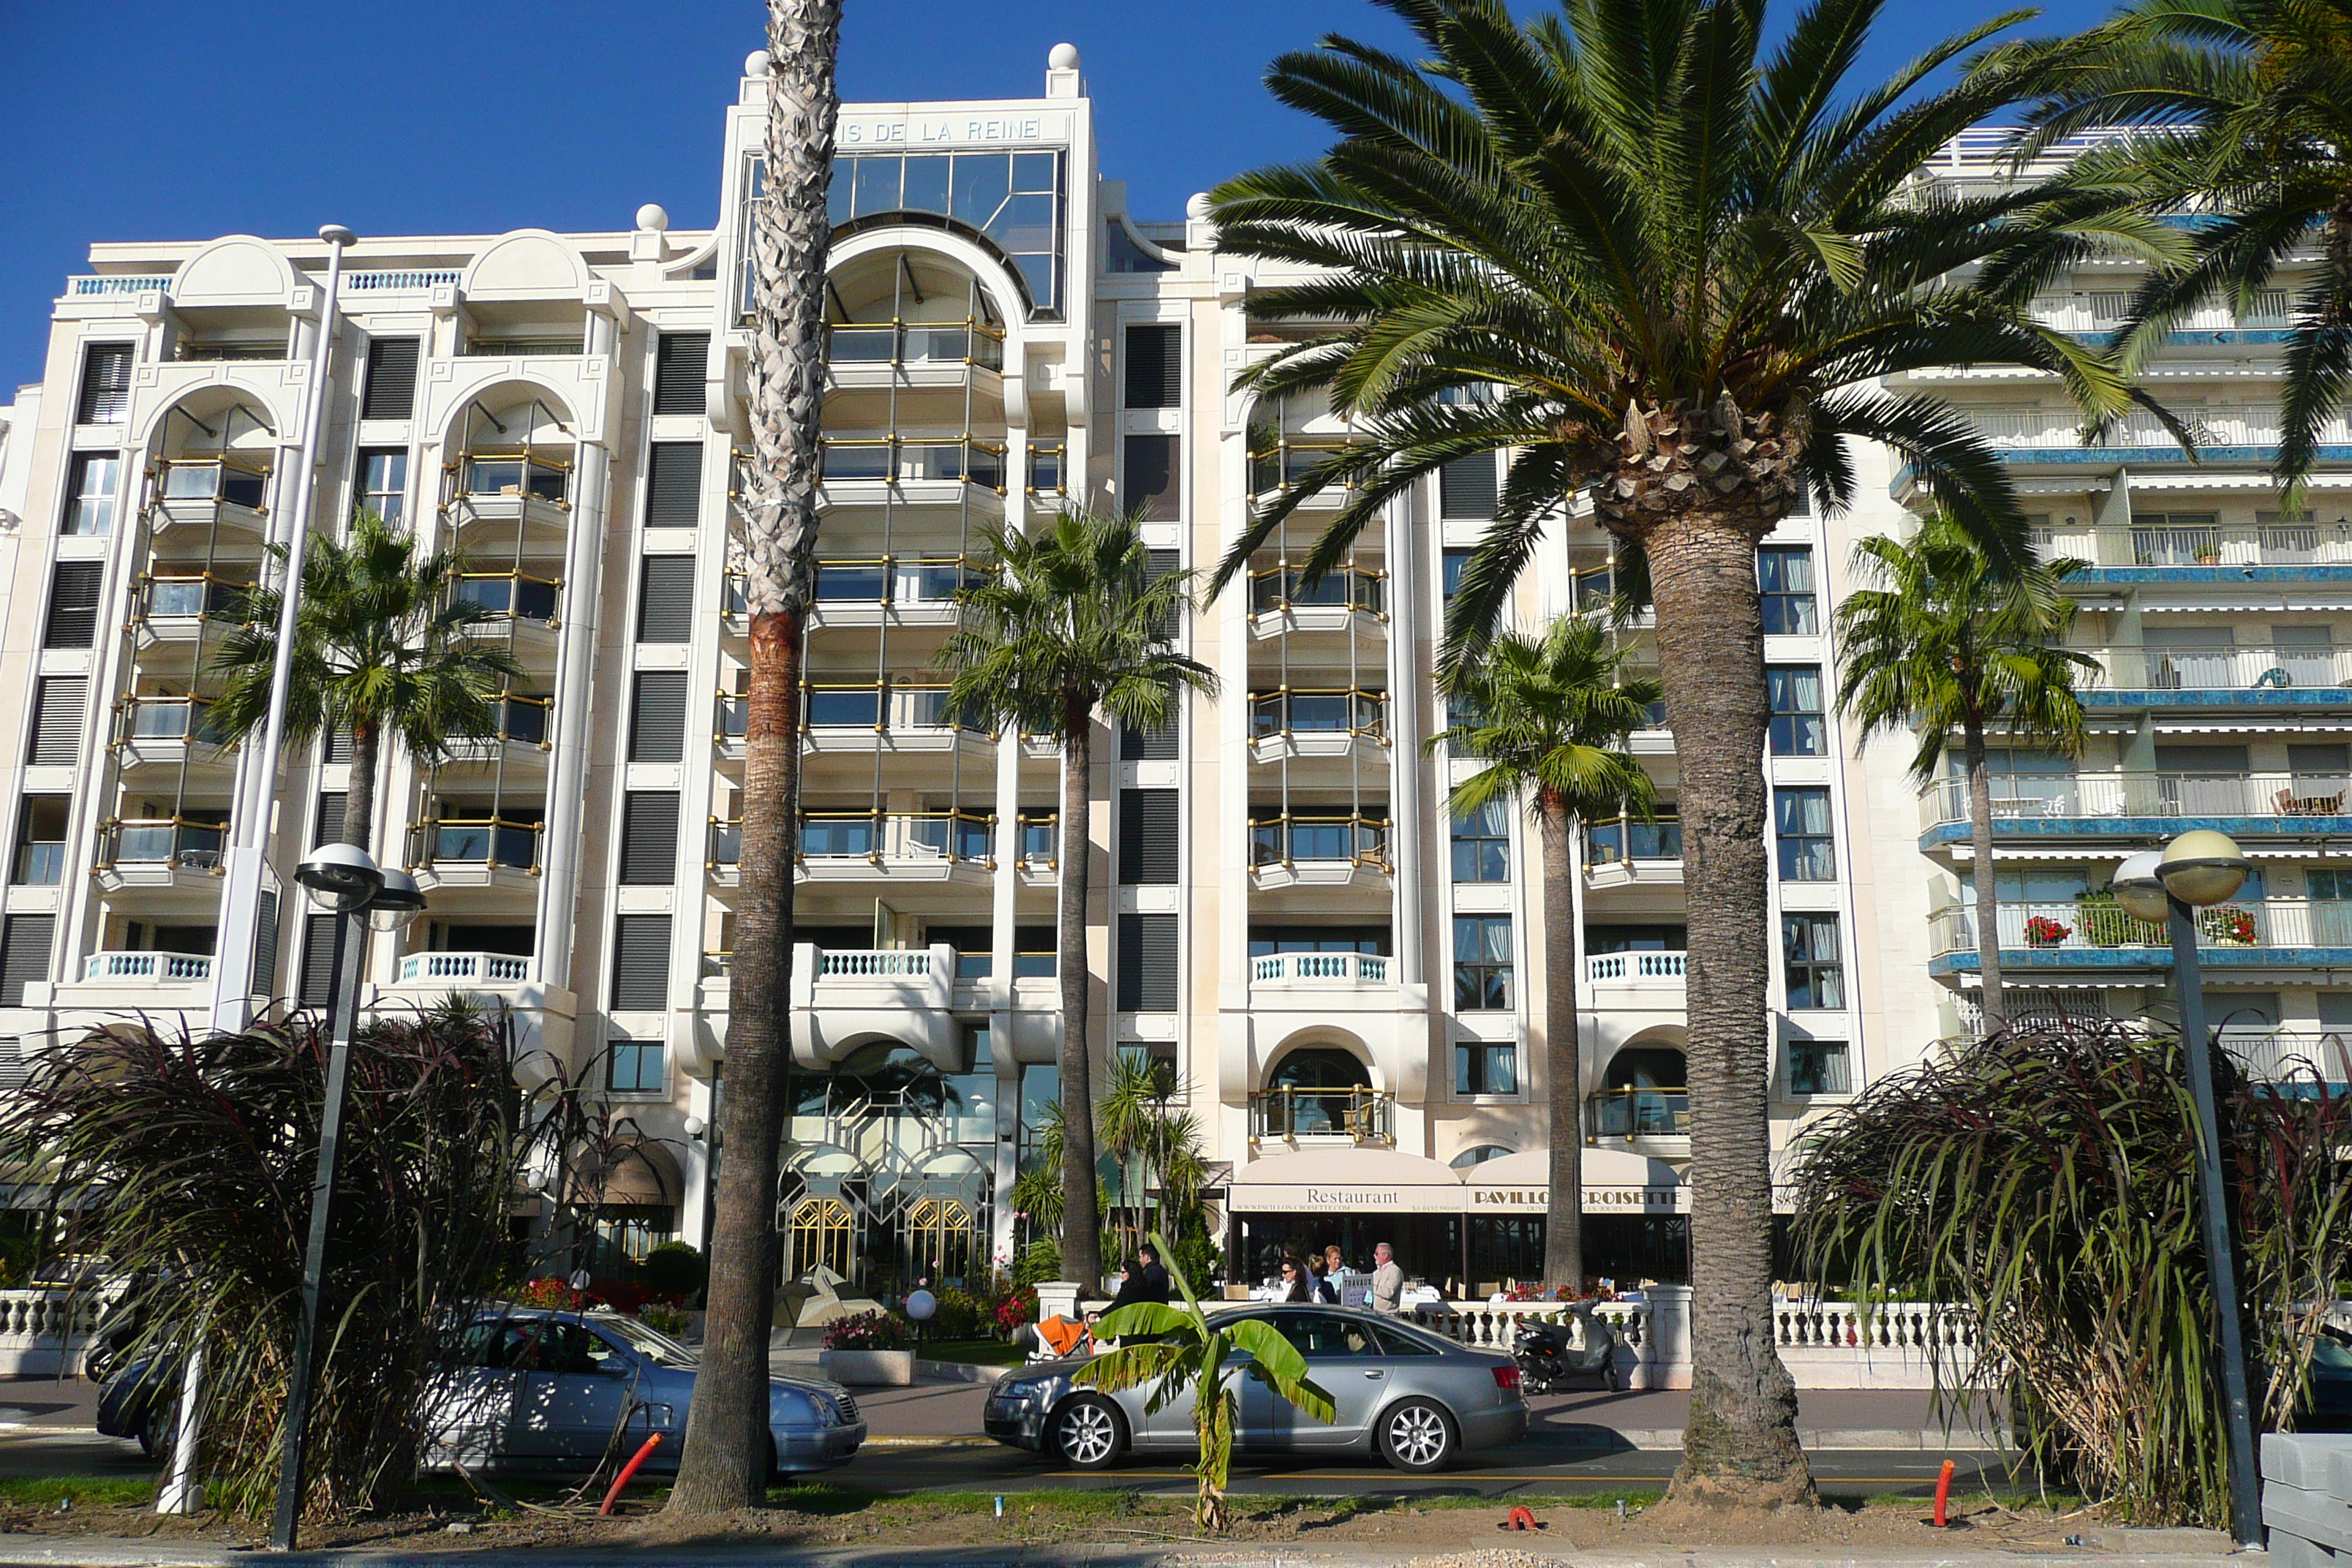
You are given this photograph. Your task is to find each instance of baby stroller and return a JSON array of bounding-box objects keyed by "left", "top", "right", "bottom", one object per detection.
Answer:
[{"left": 1023, "top": 1313, "right": 1093, "bottom": 1363}]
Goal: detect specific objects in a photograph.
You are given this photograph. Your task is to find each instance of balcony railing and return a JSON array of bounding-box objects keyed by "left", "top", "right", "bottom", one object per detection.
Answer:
[
  {"left": 2217, "top": 1030, "right": 2352, "bottom": 1084},
  {"left": 114, "top": 696, "right": 230, "bottom": 747},
  {"left": 455, "top": 573, "right": 560, "bottom": 624},
  {"left": 396, "top": 951, "right": 531, "bottom": 984},
  {"left": 1920, "top": 772, "right": 2352, "bottom": 829},
  {"left": 2099, "top": 644, "right": 2352, "bottom": 691},
  {"left": 82, "top": 951, "right": 212, "bottom": 982},
  {"left": 99, "top": 818, "right": 226, "bottom": 871},
  {"left": 1586, "top": 950, "right": 1688, "bottom": 984},
  {"left": 458, "top": 454, "right": 570, "bottom": 506},
  {"left": 487, "top": 695, "right": 550, "bottom": 745},
  {"left": 1028, "top": 442, "right": 1066, "bottom": 496},
  {"left": 1929, "top": 897, "right": 2352, "bottom": 958},
  {"left": 796, "top": 810, "right": 995, "bottom": 864},
  {"left": 818, "top": 436, "right": 1007, "bottom": 491},
  {"left": 138, "top": 574, "right": 250, "bottom": 621},
  {"left": 1249, "top": 814, "right": 1390, "bottom": 869},
  {"left": 407, "top": 818, "right": 544, "bottom": 872},
  {"left": 826, "top": 320, "right": 1006, "bottom": 371},
  {"left": 1249, "top": 1086, "right": 1395, "bottom": 1142},
  {"left": 813, "top": 555, "right": 985, "bottom": 606},
  {"left": 1248, "top": 689, "right": 1389, "bottom": 740},
  {"left": 1248, "top": 440, "right": 1362, "bottom": 497},
  {"left": 154, "top": 457, "right": 269, "bottom": 512},
  {"left": 1583, "top": 814, "right": 1683, "bottom": 867},
  {"left": 1588, "top": 1087, "right": 1689, "bottom": 1138},
  {"left": 1965, "top": 406, "right": 2352, "bottom": 453},
  {"left": 2040, "top": 519, "right": 2352, "bottom": 570},
  {"left": 1247, "top": 564, "right": 1387, "bottom": 617},
  {"left": 2027, "top": 290, "right": 2292, "bottom": 335},
  {"left": 816, "top": 948, "right": 931, "bottom": 979},
  {"left": 1250, "top": 951, "right": 1391, "bottom": 984},
  {"left": 801, "top": 682, "right": 976, "bottom": 732}
]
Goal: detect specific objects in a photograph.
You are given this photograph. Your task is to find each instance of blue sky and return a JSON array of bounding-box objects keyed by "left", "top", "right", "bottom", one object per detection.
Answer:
[{"left": 0, "top": 0, "right": 2114, "bottom": 389}]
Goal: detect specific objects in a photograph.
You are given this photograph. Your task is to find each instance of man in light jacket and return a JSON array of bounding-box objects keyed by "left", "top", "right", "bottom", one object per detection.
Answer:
[{"left": 1370, "top": 1241, "right": 1403, "bottom": 1315}]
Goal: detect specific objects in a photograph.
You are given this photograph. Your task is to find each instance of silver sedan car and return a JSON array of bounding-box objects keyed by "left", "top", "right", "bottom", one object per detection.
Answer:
[{"left": 984, "top": 1305, "right": 1528, "bottom": 1472}]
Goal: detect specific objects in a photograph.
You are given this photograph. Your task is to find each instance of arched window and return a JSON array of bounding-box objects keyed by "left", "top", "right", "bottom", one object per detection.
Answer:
[
  {"left": 1602, "top": 1047, "right": 1686, "bottom": 1090},
  {"left": 1266, "top": 1047, "right": 1372, "bottom": 1137},
  {"left": 1597, "top": 1047, "right": 1688, "bottom": 1137},
  {"left": 1270, "top": 1047, "right": 1371, "bottom": 1091},
  {"left": 1450, "top": 1144, "right": 1514, "bottom": 1169}
]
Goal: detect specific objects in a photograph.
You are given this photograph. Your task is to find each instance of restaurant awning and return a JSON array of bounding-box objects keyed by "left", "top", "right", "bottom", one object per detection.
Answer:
[
  {"left": 1460, "top": 1148, "right": 1689, "bottom": 1214},
  {"left": 1227, "top": 1147, "right": 1464, "bottom": 1213}
]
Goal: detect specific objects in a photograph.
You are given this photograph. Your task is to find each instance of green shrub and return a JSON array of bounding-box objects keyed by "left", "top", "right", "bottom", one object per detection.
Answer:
[
  {"left": 640, "top": 1241, "right": 706, "bottom": 1303},
  {"left": 1010, "top": 1238, "right": 1062, "bottom": 1286},
  {"left": 926, "top": 1286, "right": 984, "bottom": 1339}
]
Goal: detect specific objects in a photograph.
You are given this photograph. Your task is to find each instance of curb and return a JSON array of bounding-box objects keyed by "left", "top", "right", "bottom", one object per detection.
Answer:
[{"left": 853, "top": 1429, "right": 2011, "bottom": 1452}]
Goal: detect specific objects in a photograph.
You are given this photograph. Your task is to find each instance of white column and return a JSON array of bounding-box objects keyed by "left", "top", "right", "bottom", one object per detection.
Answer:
[{"left": 535, "top": 438, "right": 609, "bottom": 995}]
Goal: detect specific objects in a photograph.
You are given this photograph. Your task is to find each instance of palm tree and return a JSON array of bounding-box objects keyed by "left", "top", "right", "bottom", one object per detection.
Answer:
[
  {"left": 1200, "top": 0, "right": 2174, "bottom": 1504},
  {"left": 1096, "top": 1052, "right": 1213, "bottom": 1259},
  {"left": 1834, "top": 513, "right": 2096, "bottom": 1033},
  {"left": 668, "top": 0, "right": 840, "bottom": 1515},
  {"left": 1996, "top": 0, "right": 2352, "bottom": 486},
  {"left": 941, "top": 510, "right": 1217, "bottom": 1292},
  {"left": 211, "top": 510, "right": 522, "bottom": 853},
  {"left": 1431, "top": 617, "right": 1659, "bottom": 1294}
]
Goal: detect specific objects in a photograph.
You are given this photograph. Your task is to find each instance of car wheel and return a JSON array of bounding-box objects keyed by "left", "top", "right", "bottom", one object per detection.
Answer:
[
  {"left": 1378, "top": 1398, "right": 1455, "bottom": 1473},
  {"left": 1050, "top": 1394, "right": 1126, "bottom": 1469},
  {"left": 138, "top": 1395, "right": 172, "bottom": 1463}
]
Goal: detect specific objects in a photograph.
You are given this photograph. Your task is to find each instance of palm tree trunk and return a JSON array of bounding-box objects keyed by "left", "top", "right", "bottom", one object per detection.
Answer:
[
  {"left": 1538, "top": 791, "right": 1584, "bottom": 1296},
  {"left": 669, "top": 0, "right": 836, "bottom": 1515},
  {"left": 1646, "top": 511, "right": 1812, "bottom": 1507},
  {"left": 1058, "top": 693, "right": 1104, "bottom": 1292},
  {"left": 339, "top": 720, "right": 377, "bottom": 852},
  {"left": 1961, "top": 721, "right": 2005, "bottom": 1033}
]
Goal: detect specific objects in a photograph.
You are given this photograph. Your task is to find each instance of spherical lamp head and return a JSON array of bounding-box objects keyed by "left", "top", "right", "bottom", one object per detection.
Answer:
[
  {"left": 296, "top": 843, "right": 383, "bottom": 911},
  {"left": 2111, "top": 849, "right": 2170, "bottom": 925},
  {"left": 1048, "top": 42, "right": 1080, "bottom": 69},
  {"left": 905, "top": 1288, "right": 938, "bottom": 1322},
  {"left": 682, "top": 1115, "right": 706, "bottom": 1139},
  {"left": 2160, "top": 829, "right": 2252, "bottom": 908},
  {"left": 366, "top": 867, "right": 426, "bottom": 932}
]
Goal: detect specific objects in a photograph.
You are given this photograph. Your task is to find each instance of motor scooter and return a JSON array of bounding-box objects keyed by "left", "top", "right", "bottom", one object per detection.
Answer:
[{"left": 1512, "top": 1299, "right": 1625, "bottom": 1392}]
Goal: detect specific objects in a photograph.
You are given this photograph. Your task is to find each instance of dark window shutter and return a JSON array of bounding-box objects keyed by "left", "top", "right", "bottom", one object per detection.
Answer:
[
  {"left": 28, "top": 678, "right": 87, "bottom": 766},
  {"left": 629, "top": 671, "right": 690, "bottom": 762},
  {"left": 324, "top": 728, "right": 353, "bottom": 765},
  {"left": 43, "top": 561, "right": 102, "bottom": 648},
  {"left": 1144, "top": 547, "right": 1181, "bottom": 637},
  {"left": 654, "top": 333, "right": 710, "bottom": 416},
  {"left": 1123, "top": 434, "right": 1179, "bottom": 521},
  {"left": 76, "top": 344, "right": 133, "bottom": 424},
  {"left": 644, "top": 443, "right": 703, "bottom": 529},
  {"left": 361, "top": 338, "right": 420, "bottom": 420},
  {"left": 0, "top": 1039, "right": 26, "bottom": 1094},
  {"left": 298, "top": 912, "right": 341, "bottom": 1007},
  {"left": 638, "top": 557, "right": 697, "bottom": 643},
  {"left": 1118, "top": 790, "right": 1179, "bottom": 884},
  {"left": 314, "top": 792, "right": 347, "bottom": 848},
  {"left": 0, "top": 916, "right": 54, "bottom": 1006},
  {"left": 1439, "top": 456, "right": 1498, "bottom": 519},
  {"left": 1120, "top": 720, "right": 1177, "bottom": 761},
  {"left": 1116, "top": 913, "right": 1178, "bottom": 1011},
  {"left": 252, "top": 890, "right": 281, "bottom": 1000},
  {"left": 619, "top": 793, "right": 681, "bottom": 885},
  {"left": 611, "top": 915, "right": 673, "bottom": 1010},
  {"left": 1124, "top": 324, "right": 1180, "bottom": 409}
]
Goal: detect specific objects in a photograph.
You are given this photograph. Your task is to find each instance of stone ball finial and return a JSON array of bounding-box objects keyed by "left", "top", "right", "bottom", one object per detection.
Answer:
[
  {"left": 1049, "top": 42, "right": 1081, "bottom": 69},
  {"left": 636, "top": 203, "right": 671, "bottom": 233},
  {"left": 1186, "top": 192, "right": 1214, "bottom": 222},
  {"left": 744, "top": 48, "right": 772, "bottom": 78}
]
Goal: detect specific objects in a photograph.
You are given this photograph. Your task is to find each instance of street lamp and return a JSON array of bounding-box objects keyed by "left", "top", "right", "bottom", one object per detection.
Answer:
[
  {"left": 2114, "top": 829, "right": 2262, "bottom": 1548},
  {"left": 268, "top": 843, "right": 420, "bottom": 1552}
]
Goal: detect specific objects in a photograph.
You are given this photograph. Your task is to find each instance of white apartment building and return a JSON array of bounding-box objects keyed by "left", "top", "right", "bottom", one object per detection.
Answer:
[{"left": 0, "top": 56, "right": 2343, "bottom": 1295}]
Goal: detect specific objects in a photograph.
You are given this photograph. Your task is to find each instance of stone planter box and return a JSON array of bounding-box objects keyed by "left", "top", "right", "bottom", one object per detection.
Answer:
[{"left": 818, "top": 1348, "right": 914, "bottom": 1387}]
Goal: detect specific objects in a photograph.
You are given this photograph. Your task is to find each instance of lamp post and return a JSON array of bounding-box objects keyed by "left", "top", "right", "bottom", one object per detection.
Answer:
[
  {"left": 268, "top": 844, "right": 422, "bottom": 1553},
  {"left": 2113, "top": 829, "right": 2263, "bottom": 1548},
  {"left": 209, "top": 225, "right": 359, "bottom": 1034}
]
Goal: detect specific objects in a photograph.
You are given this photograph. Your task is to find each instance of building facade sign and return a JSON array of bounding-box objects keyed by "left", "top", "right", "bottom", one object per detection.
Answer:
[{"left": 840, "top": 113, "right": 1068, "bottom": 148}]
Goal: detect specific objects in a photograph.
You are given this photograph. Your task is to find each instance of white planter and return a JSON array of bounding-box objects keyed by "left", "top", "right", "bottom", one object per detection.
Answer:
[{"left": 818, "top": 1348, "right": 914, "bottom": 1387}]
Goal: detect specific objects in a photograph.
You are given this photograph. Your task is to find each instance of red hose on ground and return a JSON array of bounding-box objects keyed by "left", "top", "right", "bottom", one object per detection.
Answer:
[
  {"left": 1932, "top": 1458, "right": 1956, "bottom": 1527},
  {"left": 600, "top": 1433, "right": 665, "bottom": 1516}
]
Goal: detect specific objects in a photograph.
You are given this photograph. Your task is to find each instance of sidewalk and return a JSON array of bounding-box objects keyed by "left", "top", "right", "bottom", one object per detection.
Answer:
[{"left": 843, "top": 1377, "right": 2010, "bottom": 1452}]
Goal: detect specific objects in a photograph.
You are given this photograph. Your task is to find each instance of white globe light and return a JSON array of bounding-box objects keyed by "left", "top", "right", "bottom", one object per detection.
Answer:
[
  {"left": 905, "top": 1288, "right": 938, "bottom": 1322},
  {"left": 2160, "top": 829, "right": 2252, "bottom": 909},
  {"left": 2112, "top": 849, "right": 2170, "bottom": 925}
]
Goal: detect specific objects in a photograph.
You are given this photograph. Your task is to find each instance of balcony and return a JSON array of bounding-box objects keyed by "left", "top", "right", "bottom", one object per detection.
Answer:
[
  {"left": 1246, "top": 564, "right": 1387, "bottom": 635},
  {"left": 1248, "top": 688, "right": 1390, "bottom": 762},
  {"left": 454, "top": 573, "right": 562, "bottom": 657},
  {"left": 148, "top": 458, "right": 268, "bottom": 538},
  {"left": 799, "top": 682, "right": 989, "bottom": 755},
  {"left": 1918, "top": 772, "right": 2352, "bottom": 843},
  {"left": 1585, "top": 951, "right": 1689, "bottom": 1014},
  {"left": 2040, "top": 517, "right": 2352, "bottom": 580},
  {"left": 94, "top": 818, "right": 227, "bottom": 889},
  {"left": 2087, "top": 644, "right": 2352, "bottom": 706},
  {"left": 1248, "top": 814, "right": 1390, "bottom": 889},
  {"left": 112, "top": 697, "right": 234, "bottom": 772},
  {"left": 818, "top": 436, "right": 1007, "bottom": 515},
  {"left": 826, "top": 320, "right": 1004, "bottom": 391},
  {"left": 1248, "top": 439, "right": 1362, "bottom": 510},
  {"left": 1250, "top": 951, "right": 1392, "bottom": 995},
  {"left": 708, "top": 811, "right": 1000, "bottom": 886},
  {"left": 1927, "top": 897, "right": 2352, "bottom": 978},
  {"left": 381, "top": 949, "right": 574, "bottom": 1057},
  {"left": 396, "top": 951, "right": 531, "bottom": 986},
  {"left": 807, "top": 554, "right": 984, "bottom": 627},
  {"left": 406, "top": 818, "right": 543, "bottom": 889},
  {"left": 1586, "top": 1086, "right": 1689, "bottom": 1140},
  {"left": 447, "top": 454, "right": 573, "bottom": 538},
  {"left": 131, "top": 575, "right": 251, "bottom": 649},
  {"left": 440, "top": 696, "right": 553, "bottom": 766},
  {"left": 2027, "top": 288, "right": 2293, "bottom": 342},
  {"left": 2218, "top": 1029, "right": 2352, "bottom": 1086},
  {"left": 1583, "top": 815, "right": 1683, "bottom": 889},
  {"left": 1248, "top": 1086, "right": 1395, "bottom": 1144},
  {"left": 1904, "top": 407, "right": 2352, "bottom": 480}
]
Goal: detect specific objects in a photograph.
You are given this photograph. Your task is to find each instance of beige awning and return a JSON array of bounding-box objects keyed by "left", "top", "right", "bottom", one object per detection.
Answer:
[
  {"left": 1227, "top": 1147, "right": 1463, "bottom": 1213},
  {"left": 1461, "top": 1148, "right": 1688, "bottom": 1213}
]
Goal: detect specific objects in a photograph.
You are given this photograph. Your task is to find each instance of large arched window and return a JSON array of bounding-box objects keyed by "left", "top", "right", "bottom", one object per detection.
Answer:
[
  {"left": 1266, "top": 1047, "right": 1373, "bottom": 1137},
  {"left": 1597, "top": 1047, "right": 1688, "bottom": 1137}
]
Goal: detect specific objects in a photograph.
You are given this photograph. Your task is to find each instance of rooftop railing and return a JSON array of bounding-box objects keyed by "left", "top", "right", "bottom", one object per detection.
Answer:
[
  {"left": 68, "top": 275, "right": 170, "bottom": 296},
  {"left": 1919, "top": 772, "right": 2352, "bottom": 829},
  {"left": 343, "top": 270, "right": 461, "bottom": 293}
]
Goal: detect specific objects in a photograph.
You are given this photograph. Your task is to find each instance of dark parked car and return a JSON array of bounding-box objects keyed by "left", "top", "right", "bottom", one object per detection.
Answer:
[{"left": 984, "top": 1305, "right": 1528, "bottom": 1472}]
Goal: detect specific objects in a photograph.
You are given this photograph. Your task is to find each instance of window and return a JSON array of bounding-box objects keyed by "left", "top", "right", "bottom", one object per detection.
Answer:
[
  {"left": 611, "top": 916, "right": 672, "bottom": 1011},
  {"left": 1454, "top": 1040, "right": 1518, "bottom": 1096},
  {"left": 628, "top": 671, "right": 689, "bottom": 762},
  {"left": 1439, "top": 456, "right": 1496, "bottom": 519},
  {"left": 822, "top": 150, "right": 1065, "bottom": 312},
  {"left": 26, "top": 678, "right": 86, "bottom": 766},
  {"left": 0, "top": 915, "right": 56, "bottom": 1006},
  {"left": 1452, "top": 915, "right": 1513, "bottom": 1011},
  {"left": 1125, "top": 324, "right": 1180, "bottom": 409},
  {"left": 608, "top": 1037, "right": 665, "bottom": 1095},
  {"left": 360, "top": 339, "right": 419, "bottom": 421},
  {"left": 1117, "top": 913, "right": 1177, "bottom": 1011},
  {"left": 75, "top": 344, "right": 132, "bottom": 424},
  {"left": 61, "top": 453, "right": 119, "bottom": 536},
  {"left": 619, "top": 793, "right": 681, "bottom": 885},
  {"left": 43, "top": 561, "right": 102, "bottom": 649},
  {"left": 1117, "top": 789, "right": 1178, "bottom": 884},
  {"left": 355, "top": 448, "right": 407, "bottom": 526},
  {"left": 1119, "top": 720, "right": 1176, "bottom": 760},
  {"left": 1451, "top": 799, "right": 1509, "bottom": 883},
  {"left": 12, "top": 797, "right": 67, "bottom": 886},
  {"left": 1774, "top": 788, "right": 1836, "bottom": 881},
  {"left": 1767, "top": 666, "right": 1826, "bottom": 756},
  {"left": 1124, "top": 433, "right": 1179, "bottom": 521},
  {"left": 1782, "top": 912, "right": 1844, "bottom": 1009},
  {"left": 1758, "top": 546, "right": 1817, "bottom": 636},
  {"left": 653, "top": 333, "right": 709, "bottom": 416},
  {"left": 1787, "top": 1039, "right": 1851, "bottom": 1096},
  {"left": 1450, "top": 1144, "right": 1513, "bottom": 1169},
  {"left": 637, "top": 557, "right": 697, "bottom": 643},
  {"left": 643, "top": 442, "right": 702, "bottom": 529},
  {"left": 1441, "top": 549, "right": 1471, "bottom": 600}
]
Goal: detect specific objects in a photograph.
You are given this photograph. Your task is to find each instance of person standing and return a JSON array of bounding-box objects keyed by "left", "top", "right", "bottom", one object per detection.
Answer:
[
  {"left": 1278, "top": 1256, "right": 1312, "bottom": 1302},
  {"left": 1370, "top": 1241, "right": 1403, "bottom": 1315}
]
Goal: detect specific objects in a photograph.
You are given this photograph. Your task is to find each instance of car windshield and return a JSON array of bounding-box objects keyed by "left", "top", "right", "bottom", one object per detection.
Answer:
[{"left": 596, "top": 1313, "right": 700, "bottom": 1368}]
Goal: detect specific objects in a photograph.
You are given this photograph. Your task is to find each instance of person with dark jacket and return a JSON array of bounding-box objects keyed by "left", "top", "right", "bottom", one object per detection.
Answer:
[{"left": 1104, "top": 1243, "right": 1172, "bottom": 1315}]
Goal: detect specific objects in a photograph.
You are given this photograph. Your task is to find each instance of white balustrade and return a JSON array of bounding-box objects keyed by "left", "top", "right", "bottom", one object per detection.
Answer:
[
  {"left": 68, "top": 276, "right": 169, "bottom": 296},
  {"left": 395, "top": 951, "right": 531, "bottom": 984},
  {"left": 1411, "top": 1299, "right": 1651, "bottom": 1357},
  {"left": 1249, "top": 951, "right": 1390, "bottom": 984},
  {"left": 1586, "top": 951, "right": 1688, "bottom": 983},
  {"left": 0, "top": 1286, "right": 121, "bottom": 1375},
  {"left": 816, "top": 948, "right": 931, "bottom": 979},
  {"left": 342, "top": 269, "right": 462, "bottom": 293},
  {"left": 81, "top": 951, "right": 212, "bottom": 983}
]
